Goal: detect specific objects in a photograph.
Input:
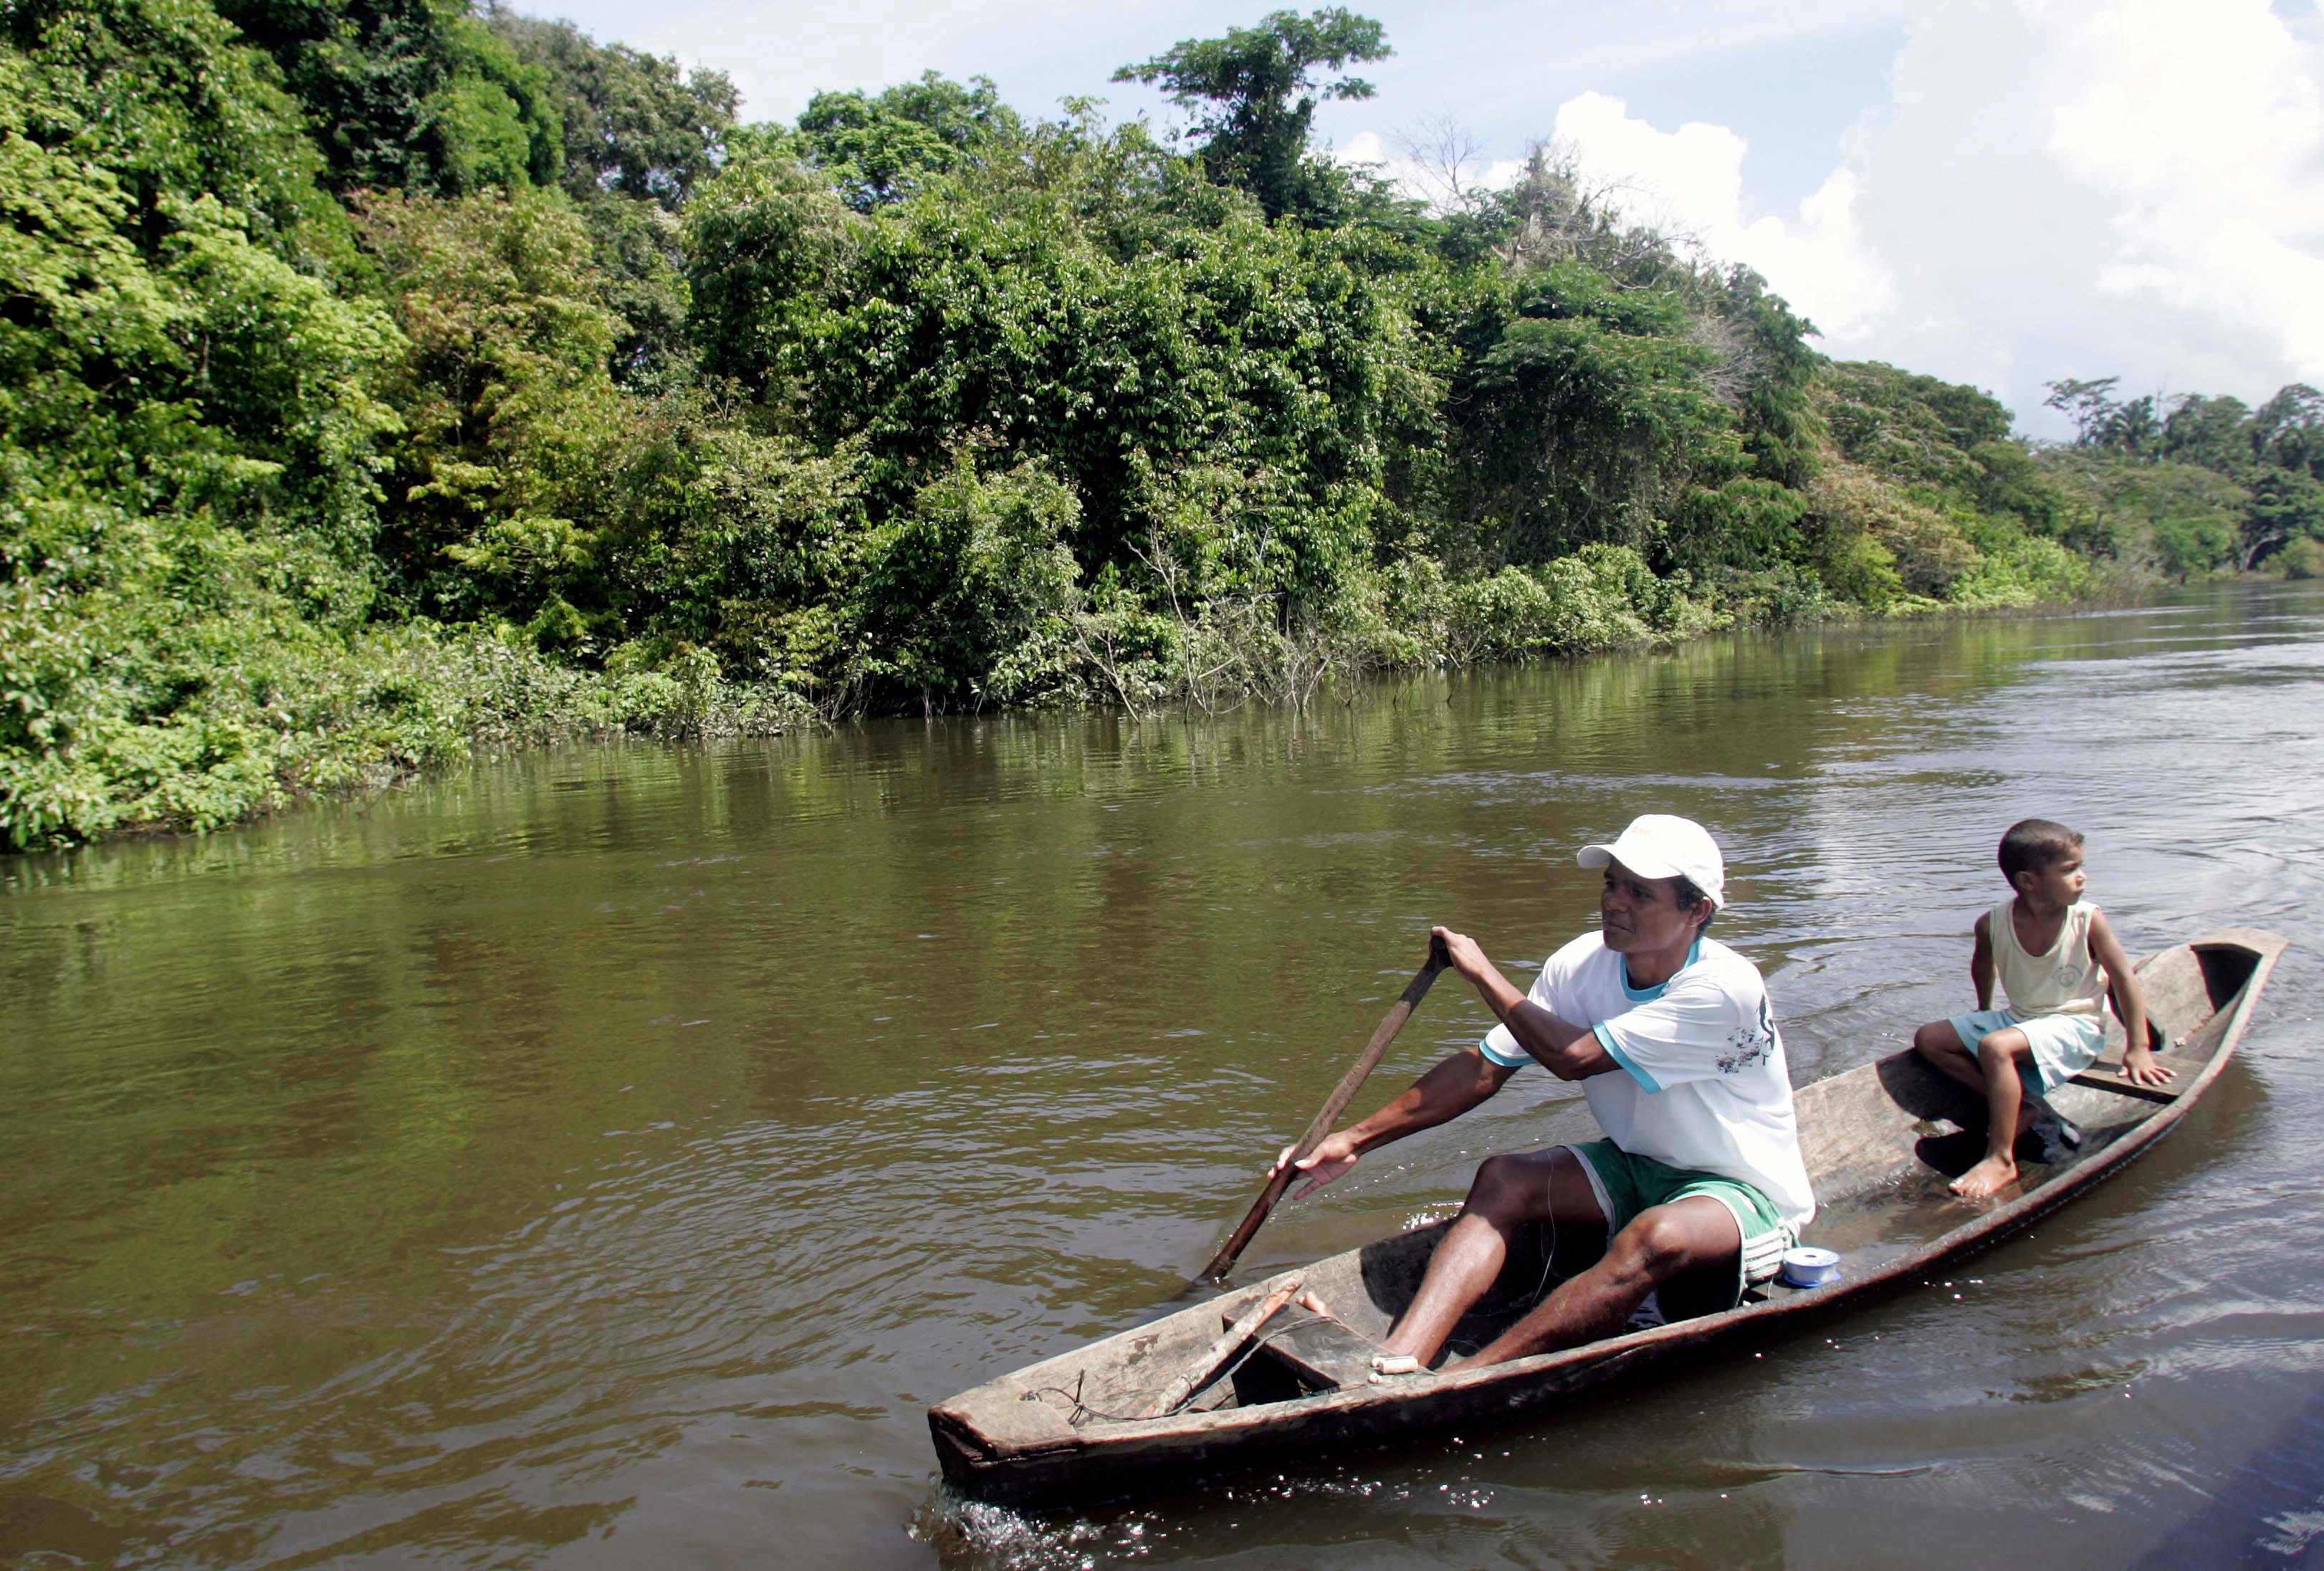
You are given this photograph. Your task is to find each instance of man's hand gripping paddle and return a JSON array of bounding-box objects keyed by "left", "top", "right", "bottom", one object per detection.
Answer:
[{"left": 1196, "top": 935, "right": 1450, "bottom": 1283}]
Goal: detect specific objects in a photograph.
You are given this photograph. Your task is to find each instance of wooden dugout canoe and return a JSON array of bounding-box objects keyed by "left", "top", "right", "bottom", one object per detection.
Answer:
[{"left": 929, "top": 929, "right": 2288, "bottom": 1507}]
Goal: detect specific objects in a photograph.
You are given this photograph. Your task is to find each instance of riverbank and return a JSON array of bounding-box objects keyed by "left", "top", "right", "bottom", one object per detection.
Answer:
[{"left": 4, "top": 545, "right": 2158, "bottom": 854}]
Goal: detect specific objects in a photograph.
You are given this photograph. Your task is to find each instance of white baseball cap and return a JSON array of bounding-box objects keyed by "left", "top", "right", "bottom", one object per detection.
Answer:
[{"left": 1577, "top": 814, "right": 1726, "bottom": 909}]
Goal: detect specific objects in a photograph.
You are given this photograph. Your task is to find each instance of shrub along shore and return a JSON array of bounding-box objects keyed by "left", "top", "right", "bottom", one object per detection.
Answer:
[{"left": 6, "top": 4, "right": 2318, "bottom": 850}]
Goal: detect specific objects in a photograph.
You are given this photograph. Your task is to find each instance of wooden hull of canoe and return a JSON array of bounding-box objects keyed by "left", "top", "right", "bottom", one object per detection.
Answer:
[{"left": 929, "top": 929, "right": 2288, "bottom": 1508}]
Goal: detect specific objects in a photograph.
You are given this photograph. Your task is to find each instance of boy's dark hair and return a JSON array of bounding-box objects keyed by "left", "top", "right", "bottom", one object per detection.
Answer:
[
  {"left": 1675, "top": 874, "right": 1716, "bottom": 933},
  {"left": 1998, "top": 818, "right": 2083, "bottom": 884}
]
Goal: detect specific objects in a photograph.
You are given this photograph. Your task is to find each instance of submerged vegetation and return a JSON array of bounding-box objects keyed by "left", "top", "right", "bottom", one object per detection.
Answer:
[{"left": 4, "top": 3, "right": 2319, "bottom": 849}]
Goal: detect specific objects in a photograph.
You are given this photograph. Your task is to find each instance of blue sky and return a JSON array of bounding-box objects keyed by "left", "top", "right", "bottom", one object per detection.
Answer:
[
  {"left": 522, "top": 0, "right": 2324, "bottom": 437},
  {"left": 525, "top": 1, "right": 1901, "bottom": 214}
]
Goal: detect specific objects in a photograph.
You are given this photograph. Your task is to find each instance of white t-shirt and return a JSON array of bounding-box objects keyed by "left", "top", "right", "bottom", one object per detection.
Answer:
[{"left": 1479, "top": 933, "right": 1816, "bottom": 1229}]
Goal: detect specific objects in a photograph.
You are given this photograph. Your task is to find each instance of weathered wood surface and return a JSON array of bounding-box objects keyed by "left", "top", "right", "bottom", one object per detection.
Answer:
[
  {"left": 929, "top": 930, "right": 2288, "bottom": 1507},
  {"left": 1142, "top": 1276, "right": 1304, "bottom": 1418}
]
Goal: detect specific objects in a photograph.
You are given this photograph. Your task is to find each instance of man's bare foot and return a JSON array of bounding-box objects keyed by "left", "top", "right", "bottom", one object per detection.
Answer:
[{"left": 1951, "top": 1151, "right": 2019, "bottom": 1198}]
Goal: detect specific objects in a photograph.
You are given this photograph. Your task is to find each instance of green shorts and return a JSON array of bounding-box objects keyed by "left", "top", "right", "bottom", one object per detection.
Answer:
[{"left": 1567, "top": 1140, "right": 1795, "bottom": 1313}]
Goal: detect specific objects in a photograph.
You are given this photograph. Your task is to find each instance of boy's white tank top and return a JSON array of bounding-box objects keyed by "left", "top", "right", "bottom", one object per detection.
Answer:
[{"left": 1989, "top": 899, "right": 2107, "bottom": 1018}]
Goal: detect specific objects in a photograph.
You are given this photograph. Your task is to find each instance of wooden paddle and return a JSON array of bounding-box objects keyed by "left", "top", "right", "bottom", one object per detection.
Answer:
[{"left": 1197, "top": 935, "right": 1451, "bottom": 1282}]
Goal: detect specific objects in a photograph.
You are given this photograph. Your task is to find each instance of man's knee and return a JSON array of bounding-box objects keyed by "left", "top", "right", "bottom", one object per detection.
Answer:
[
  {"left": 1914, "top": 1020, "right": 1961, "bottom": 1058},
  {"left": 1612, "top": 1211, "right": 1691, "bottom": 1276},
  {"left": 1607, "top": 1203, "right": 1736, "bottom": 1282},
  {"left": 1978, "top": 1028, "right": 2027, "bottom": 1064},
  {"left": 1463, "top": 1153, "right": 1536, "bottom": 1221}
]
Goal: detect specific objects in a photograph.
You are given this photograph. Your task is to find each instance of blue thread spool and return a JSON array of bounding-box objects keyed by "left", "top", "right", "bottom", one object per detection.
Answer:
[{"left": 1780, "top": 1246, "right": 1842, "bottom": 1288}]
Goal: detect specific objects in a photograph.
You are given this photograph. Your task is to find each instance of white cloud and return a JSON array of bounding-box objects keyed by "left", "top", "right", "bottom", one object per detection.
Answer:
[
  {"left": 1842, "top": 0, "right": 2324, "bottom": 427},
  {"left": 1547, "top": 91, "right": 1892, "bottom": 337},
  {"left": 1485, "top": 1, "right": 2324, "bottom": 431},
  {"left": 2044, "top": 0, "right": 2324, "bottom": 373},
  {"left": 1342, "top": 92, "right": 1895, "bottom": 339}
]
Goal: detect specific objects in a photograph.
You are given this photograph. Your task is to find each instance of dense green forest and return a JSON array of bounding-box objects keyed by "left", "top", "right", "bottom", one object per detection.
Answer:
[{"left": 4, "top": 2, "right": 2318, "bottom": 849}]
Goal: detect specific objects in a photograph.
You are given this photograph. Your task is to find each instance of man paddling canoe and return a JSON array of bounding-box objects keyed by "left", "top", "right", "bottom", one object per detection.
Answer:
[{"left": 1273, "top": 815, "right": 1814, "bottom": 1370}]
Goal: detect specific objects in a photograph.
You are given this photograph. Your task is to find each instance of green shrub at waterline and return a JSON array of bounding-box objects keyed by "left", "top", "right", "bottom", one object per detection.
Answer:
[
  {"left": 2275, "top": 535, "right": 2324, "bottom": 580},
  {"left": 0, "top": 607, "right": 813, "bottom": 847}
]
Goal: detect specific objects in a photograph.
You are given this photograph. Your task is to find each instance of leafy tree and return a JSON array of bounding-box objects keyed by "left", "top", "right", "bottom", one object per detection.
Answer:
[
  {"left": 2242, "top": 468, "right": 2324, "bottom": 570},
  {"left": 1842, "top": 362, "right": 2014, "bottom": 461},
  {"left": 1112, "top": 7, "right": 1389, "bottom": 222},
  {"left": 2248, "top": 383, "right": 2324, "bottom": 477},
  {"left": 1827, "top": 361, "right": 2069, "bottom": 539},
  {"left": 433, "top": 19, "right": 563, "bottom": 191},
  {"left": 681, "top": 136, "right": 859, "bottom": 392},
  {"left": 1716, "top": 266, "right": 1822, "bottom": 490},
  {"left": 2043, "top": 376, "right": 2120, "bottom": 447},
  {"left": 2103, "top": 394, "right": 2159, "bottom": 457},
  {"left": 2149, "top": 513, "right": 2236, "bottom": 581},
  {"left": 1, "top": 0, "right": 413, "bottom": 847},
  {"left": 794, "top": 71, "right": 1021, "bottom": 211},
  {"left": 467, "top": 12, "right": 737, "bottom": 386},
  {"left": 573, "top": 196, "right": 690, "bottom": 386},
  {"left": 627, "top": 421, "right": 872, "bottom": 690},
  {"left": 2158, "top": 393, "right": 2252, "bottom": 473},
  {"left": 6, "top": 0, "right": 358, "bottom": 255},
  {"left": 846, "top": 457, "right": 1081, "bottom": 707},
  {"left": 0, "top": 2, "right": 398, "bottom": 544},
  {"left": 210, "top": 0, "right": 560, "bottom": 194},
  {"left": 358, "top": 188, "right": 631, "bottom": 642},
  {"left": 1797, "top": 463, "right": 1907, "bottom": 606},
  {"left": 1825, "top": 362, "right": 2083, "bottom": 596},
  {"left": 1445, "top": 262, "right": 1736, "bottom": 568},
  {"left": 693, "top": 121, "right": 1404, "bottom": 610},
  {"left": 487, "top": 8, "right": 736, "bottom": 210}
]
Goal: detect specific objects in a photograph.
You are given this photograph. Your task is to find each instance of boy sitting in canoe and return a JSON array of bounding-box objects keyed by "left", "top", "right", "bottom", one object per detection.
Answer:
[
  {"left": 1911, "top": 818, "right": 2168, "bottom": 1198},
  {"left": 1272, "top": 814, "right": 1814, "bottom": 1371}
]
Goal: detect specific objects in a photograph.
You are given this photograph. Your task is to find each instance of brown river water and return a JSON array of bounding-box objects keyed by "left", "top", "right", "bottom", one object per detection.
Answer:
[{"left": 5, "top": 582, "right": 2322, "bottom": 1570}]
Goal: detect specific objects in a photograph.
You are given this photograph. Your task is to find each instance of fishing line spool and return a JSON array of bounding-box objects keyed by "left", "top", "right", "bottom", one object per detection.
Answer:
[{"left": 1779, "top": 1246, "right": 1842, "bottom": 1288}]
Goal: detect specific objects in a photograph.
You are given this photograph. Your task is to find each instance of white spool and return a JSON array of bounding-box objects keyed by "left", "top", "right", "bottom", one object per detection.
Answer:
[{"left": 1780, "top": 1246, "right": 1842, "bottom": 1288}]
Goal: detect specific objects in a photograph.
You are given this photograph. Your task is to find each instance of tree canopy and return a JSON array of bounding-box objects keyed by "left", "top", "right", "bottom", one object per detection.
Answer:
[
  {"left": 1113, "top": 6, "right": 1389, "bottom": 221},
  {"left": 2041, "top": 375, "right": 2324, "bottom": 572}
]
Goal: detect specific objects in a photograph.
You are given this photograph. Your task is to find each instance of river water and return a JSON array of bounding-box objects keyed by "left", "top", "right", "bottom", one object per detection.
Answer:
[{"left": 4, "top": 583, "right": 2321, "bottom": 1570}]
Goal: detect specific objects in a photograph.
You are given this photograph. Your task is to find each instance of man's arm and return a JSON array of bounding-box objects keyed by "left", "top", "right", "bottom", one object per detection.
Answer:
[
  {"left": 2090, "top": 909, "right": 2171, "bottom": 1087},
  {"left": 1274, "top": 1047, "right": 1516, "bottom": 1198},
  {"left": 1971, "top": 912, "right": 1996, "bottom": 1011},
  {"left": 1433, "top": 925, "right": 1617, "bottom": 1081},
  {"left": 1272, "top": 923, "right": 1614, "bottom": 1200}
]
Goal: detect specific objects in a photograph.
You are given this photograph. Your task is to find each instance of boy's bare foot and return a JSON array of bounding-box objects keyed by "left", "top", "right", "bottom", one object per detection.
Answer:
[{"left": 1951, "top": 1152, "right": 2019, "bottom": 1198}]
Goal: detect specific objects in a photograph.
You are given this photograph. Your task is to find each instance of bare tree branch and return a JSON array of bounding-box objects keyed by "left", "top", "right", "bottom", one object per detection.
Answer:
[{"left": 1388, "top": 111, "right": 1488, "bottom": 216}]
